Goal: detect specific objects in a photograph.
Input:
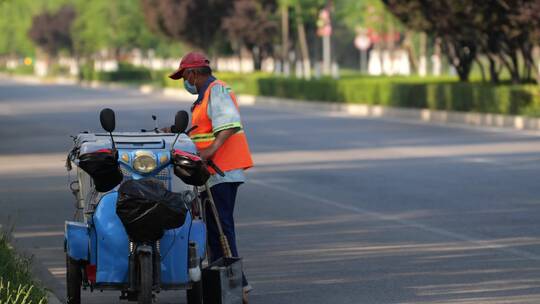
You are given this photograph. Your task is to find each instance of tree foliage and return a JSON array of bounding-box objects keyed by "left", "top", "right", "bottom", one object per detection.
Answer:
[
  {"left": 222, "top": 0, "right": 278, "bottom": 57},
  {"left": 72, "top": 0, "right": 161, "bottom": 57},
  {"left": 28, "top": 5, "right": 76, "bottom": 57},
  {"left": 8, "top": 0, "right": 540, "bottom": 83},
  {"left": 383, "top": 0, "right": 540, "bottom": 83},
  {"left": 140, "top": 0, "right": 231, "bottom": 52},
  {"left": 141, "top": 0, "right": 278, "bottom": 59},
  {"left": 0, "top": 0, "right": 43, "bottom": 56}
]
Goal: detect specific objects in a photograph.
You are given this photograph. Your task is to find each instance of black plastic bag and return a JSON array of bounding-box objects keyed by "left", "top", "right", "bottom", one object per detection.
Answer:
[
  {"left": 116, "top": 178, "right": 193, "bottom": 242},
  {"left": 79, "top": 150, "right": 123, "bottom": 192}
]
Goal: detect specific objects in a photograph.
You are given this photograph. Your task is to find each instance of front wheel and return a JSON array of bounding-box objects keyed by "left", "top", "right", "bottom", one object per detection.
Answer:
[
  {"left": 137, "top": 253, "right": 153, "bottom": 304},
  {"left": 186, "top": 279, "right": 203, "bottom": 304},
  {"left": 66, "top": 255, "right": 82, "bottom": 304}
]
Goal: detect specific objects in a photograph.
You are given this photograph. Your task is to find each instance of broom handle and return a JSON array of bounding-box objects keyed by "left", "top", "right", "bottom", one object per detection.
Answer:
[{"left": 205, "top": 182, "right": 233, "bottom": 258}]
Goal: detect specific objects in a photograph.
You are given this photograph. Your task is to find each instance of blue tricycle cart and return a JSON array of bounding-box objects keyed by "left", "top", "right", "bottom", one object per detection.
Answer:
[{"left": 64, "top": 109, "right": 224, "bottom": 304}]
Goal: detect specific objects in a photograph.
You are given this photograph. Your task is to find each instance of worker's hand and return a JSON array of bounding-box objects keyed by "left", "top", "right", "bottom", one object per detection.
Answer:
[
  {"left": 198, "top": 145, "right": 217, "bottom": 160},
  {"left": 160, "top": 126, "right": 171, "bottom": 133}
]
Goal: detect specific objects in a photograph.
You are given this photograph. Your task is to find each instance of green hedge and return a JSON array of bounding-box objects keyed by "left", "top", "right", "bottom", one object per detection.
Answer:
[
  {"left": 162, "top": 71, "right": 270, "bottom": 96},
  {"left": 80, "top": 63, "right": 153, "bottom": 83},
  {"left": 163, "top": 71, "right": 540, "bottom": 116},
  {"left": 1, "top": 65, "right": 34, "bottom": 76},
  {"left": 77, "top": 63, "right": 540, "bottom": 117},
  {"left": 256, "top": 77, "right": 540, "bottom": 116}
]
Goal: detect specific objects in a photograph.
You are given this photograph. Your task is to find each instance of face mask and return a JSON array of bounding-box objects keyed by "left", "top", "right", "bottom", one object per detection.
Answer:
[{"left": 184, "top": 79, "right": 198, "bottom": 95}]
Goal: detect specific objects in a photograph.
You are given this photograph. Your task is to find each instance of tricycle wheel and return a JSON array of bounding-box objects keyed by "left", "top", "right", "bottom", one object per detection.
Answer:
[
  {"left": 186, "top": 280, "right": 203, "bottom": 304},
  {"left": 137, "top": 254, "right": 153, "bottom": 304},
  {"left": 66, "top": 255, "right": 82, "bottom": 304}
]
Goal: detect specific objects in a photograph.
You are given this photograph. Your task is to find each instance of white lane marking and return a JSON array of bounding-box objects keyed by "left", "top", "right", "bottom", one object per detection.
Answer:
[
  {"left": 13, "top": 231, "right": 64, "bottom": 238},
  {"left": 48, "top": 267, "right": 66, "bottom": 276},
  {"left": 250, "top": 179, "right": 540, "bottom": 262},
  {"left": 0, "top": 153, "right": 67, "bottom": 177}
]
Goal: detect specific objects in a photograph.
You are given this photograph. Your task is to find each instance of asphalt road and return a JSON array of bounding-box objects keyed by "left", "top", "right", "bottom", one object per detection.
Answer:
[{"left": 2, "top": 76, "right": 540, "bottom": 304}]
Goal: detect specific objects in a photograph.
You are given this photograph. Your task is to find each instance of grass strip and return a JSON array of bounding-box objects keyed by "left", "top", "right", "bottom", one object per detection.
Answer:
[{"left": 0, "top": 229, "right": 47, "bottom": 304}]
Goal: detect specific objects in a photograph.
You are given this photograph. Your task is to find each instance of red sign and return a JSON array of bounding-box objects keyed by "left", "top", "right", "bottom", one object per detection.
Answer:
[
  {"left": 354, "top": 35, "right": 371, "bottom": 50},
  {"left": 317, "top": 8, "right": 332, "bottom": 37}
]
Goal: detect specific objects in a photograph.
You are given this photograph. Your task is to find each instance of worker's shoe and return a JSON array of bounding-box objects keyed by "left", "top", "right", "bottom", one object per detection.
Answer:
[
  {"left": 242, "top": 291, "right": 248, "bottom": 304},
  {"left": 242, "top": 285, "right": 253, "bottom": 304}
]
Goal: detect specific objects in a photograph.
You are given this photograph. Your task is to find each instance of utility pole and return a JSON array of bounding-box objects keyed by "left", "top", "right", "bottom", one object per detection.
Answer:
[
  {"left": 317, "top": 1, "right": 332, "bottom": 76},
  {"left": 419, "top": 32, "right": 427, "bottom": 76},
  {"left": 323, "top": 34, "right": 331, "bottom": 75},
  {"left": 355, "top": 27, "right": 371, "bottom": 73}
]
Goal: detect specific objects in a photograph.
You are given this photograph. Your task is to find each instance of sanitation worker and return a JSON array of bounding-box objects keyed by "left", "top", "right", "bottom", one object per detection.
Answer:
[{"left": 169, "top": 51, "right": 254, "bottom": 303}]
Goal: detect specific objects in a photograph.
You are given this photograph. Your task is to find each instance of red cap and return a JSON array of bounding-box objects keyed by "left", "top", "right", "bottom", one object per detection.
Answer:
[{"left": 168, "top": 52, "right": 210, "bottom": 80}]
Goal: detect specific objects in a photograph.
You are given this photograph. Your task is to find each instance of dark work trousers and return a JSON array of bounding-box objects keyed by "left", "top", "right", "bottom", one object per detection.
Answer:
[{"left": 202, "top": 182, "right": 248, "bottom": 287}]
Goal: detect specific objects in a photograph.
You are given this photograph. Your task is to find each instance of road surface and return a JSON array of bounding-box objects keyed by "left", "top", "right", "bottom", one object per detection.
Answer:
[{"left": 2, "top": 76, "right": 540, "bottom": 303}]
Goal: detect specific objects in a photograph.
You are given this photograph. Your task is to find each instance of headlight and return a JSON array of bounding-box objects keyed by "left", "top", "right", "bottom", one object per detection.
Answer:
[{"left": 133, "top": 151, "right": 157, "bottom": 173}]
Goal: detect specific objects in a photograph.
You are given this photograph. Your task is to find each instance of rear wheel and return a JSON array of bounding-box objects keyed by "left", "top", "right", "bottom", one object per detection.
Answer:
[
  {"left": 186, "top": 279, "right": 203, "bottom": 304},
  {"left": 66, "top": 255, "right": 82, "bottom": 304},
  {"left": 137, "top": 253, "right": 153, "bottom": 304}
]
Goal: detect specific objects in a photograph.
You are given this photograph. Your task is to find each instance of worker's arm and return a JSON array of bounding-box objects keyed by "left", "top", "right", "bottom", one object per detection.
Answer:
[
  {"left": 199, "top": 83, "right": 242, "bottom": 160},
  {"left": 199, "top": 128, "right": 239, "bottom": 160}
]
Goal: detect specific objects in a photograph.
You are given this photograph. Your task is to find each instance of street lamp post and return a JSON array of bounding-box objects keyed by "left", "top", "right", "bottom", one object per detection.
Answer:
[{"left": 355, "top": 29, "right": 371, "bottom": 74}]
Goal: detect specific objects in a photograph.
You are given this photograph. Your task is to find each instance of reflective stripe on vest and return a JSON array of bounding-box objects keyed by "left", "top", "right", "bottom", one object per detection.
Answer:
[
  {"left": 191, "top": 132, "right": 216, "bottom": 142},
  {"left": 190, "top": 80, "right": 253, "bottom": 173},
  {"left": 191, "top": 129, "right": 246, "bottom": 143}
]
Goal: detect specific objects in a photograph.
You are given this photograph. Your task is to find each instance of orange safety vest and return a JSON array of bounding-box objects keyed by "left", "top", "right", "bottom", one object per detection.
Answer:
[{"left": 190, "top": 79, "right": 254, "bottom": 174}]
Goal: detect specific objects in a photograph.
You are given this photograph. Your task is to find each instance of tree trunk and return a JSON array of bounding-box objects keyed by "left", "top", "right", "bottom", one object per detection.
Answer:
[
  {"left": 295, "top": 3, "right": 311, "bottom": 79},
  {"left": 497, "top": 49, "right": 520, "bottom": 83},
  {"left": 233, "top": 41, "right": 242, "bottom": 73},
  {"left": 432, "top": 38, "right": 442, "bottom": 76},
  {"left": 444, "top": 39, "right": 473, "bottom": 82},
  {"left": 522, "top": 45, "right": 540, "bottom": 85},
  {"left": 533, "top": 46, "right": 540, "bottom": 85},
  {"left": 418, "top": 32, "right": 427, "bottom": 76},
  {"left": 456, "top": 64, "right": 472, "bottom": 82},
  {"left": 487, "top": 54, "right": 499, "bottom": 84},
  {"left": 281, "top": 4, "right": 289, "bottom": 75},
  {"left": 403, "top": 31, "right": 417, "bottom": 73},
  {"left": 510, "top": 51, "right": 520, "bottom": 83},
  {"left": 251, "top": 46, "right": 261, "bottom": 71},
  {"left": 475, "top": 57, "right": 486, "bottom": 82}
]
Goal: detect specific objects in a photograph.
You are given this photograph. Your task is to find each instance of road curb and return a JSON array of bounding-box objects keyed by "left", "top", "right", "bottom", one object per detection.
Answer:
[
  {"left": 236, "top": 95, "right": 540, "bottom": 132},
  {"left": 48, "top": 291, "right": 63, "bottom": 304},
  {"left": 4, "top": 73, "right": 540, "bottom": 132}
]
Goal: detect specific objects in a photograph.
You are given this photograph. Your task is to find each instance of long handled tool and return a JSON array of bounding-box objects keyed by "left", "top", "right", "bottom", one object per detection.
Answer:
[
  {"left": 204, "top": 181, "right": 233, "bottom": 258},
  {"left": 203, "top": 159, "right": 233, "bottom": 258}
]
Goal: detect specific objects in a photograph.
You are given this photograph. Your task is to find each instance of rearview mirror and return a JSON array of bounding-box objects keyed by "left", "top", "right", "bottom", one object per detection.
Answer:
[
  {"left": 100, "top": 108, "right": 116, "bottom": 133},
  {"left": 174, "top": 110, "right": 189, "bottom": 134}
]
